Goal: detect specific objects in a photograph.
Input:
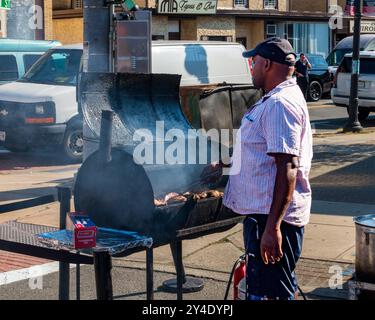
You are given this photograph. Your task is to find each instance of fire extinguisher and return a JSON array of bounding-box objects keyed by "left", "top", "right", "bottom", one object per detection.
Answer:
[
  {"left": 224, "top": 254, "right": 308, "bottom": 300},
  {"left": 224, "top": 254, "right": 246, "bottom": 300}
]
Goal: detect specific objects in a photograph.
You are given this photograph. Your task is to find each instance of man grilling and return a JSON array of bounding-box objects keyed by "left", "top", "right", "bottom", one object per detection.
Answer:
[{"left": 202, "top": 37, "right": 313, "bottom": 300}]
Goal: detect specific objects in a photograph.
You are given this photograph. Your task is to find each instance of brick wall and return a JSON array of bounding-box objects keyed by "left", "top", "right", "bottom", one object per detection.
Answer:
[
  {"left": 289, "top": 0, "right": 328, "bottom": 12},
  {"left": 217, "top": 0, "right": 234, "bottom": 9},
  {"left": 197, "top": 16, "right": 235, "bottom": 40},
  {"left": 53, "top": 17, "right": 83, "bottom": 44},
  {"left": 278, "top": 0, "right": 288, "bottom": 11},
  {"left": 135, "top": 0, "right": 147, "bottom": 7},
  {"left": 337, "top": 0, "right": 346, "bottom": 9},
  {"left": 148, "top": 0, "right": 157, "bottom": 8},
  {"left": 152, "top": 15, "right": 168, "bottom": 39},
  {"left": 236, "top": 19, "right": 265, "bottom": 49},
  {"left": 0, "top": 9, "right": 6, "bottom": 38},
  {"left": 249, "top": 0, "right": 263, "bottom": 10},
  {"left": 181, "top": 19, "right": 198, "bottom": 40},
  {"left": 44, "top": 0, "right": 54, "bottom": 40},
  {"left": 249, "top": 20, "right": 265, "bottom": 47}
]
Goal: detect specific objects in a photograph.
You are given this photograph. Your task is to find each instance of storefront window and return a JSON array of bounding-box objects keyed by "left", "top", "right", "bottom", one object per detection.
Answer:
[
  {"left": 274, "top": 22, "right": 329, "bottom": 58},
  {"left": 168, "top": 20, "right": 180, "bottom": 40}
]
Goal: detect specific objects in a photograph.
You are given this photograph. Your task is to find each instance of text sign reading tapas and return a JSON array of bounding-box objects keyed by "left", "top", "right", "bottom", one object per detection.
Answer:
[{"left": 157, "top": 0, "right": 217, "bottom": 14}]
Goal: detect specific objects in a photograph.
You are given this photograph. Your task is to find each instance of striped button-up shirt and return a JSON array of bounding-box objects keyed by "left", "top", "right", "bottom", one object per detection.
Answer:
[{"left": 223, "top": 78, "right": 313, "bottom": 227}]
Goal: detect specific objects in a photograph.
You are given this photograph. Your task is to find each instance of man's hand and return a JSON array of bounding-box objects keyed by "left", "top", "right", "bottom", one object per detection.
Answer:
[
  {"left": 200, "top": 162, "right": 223, "bottom": 184},
  {"left": 260, "top": 225, "right": 283, "bottom": 264}
]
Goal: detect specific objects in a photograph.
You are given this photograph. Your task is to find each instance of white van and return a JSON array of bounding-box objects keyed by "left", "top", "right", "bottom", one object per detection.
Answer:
[
  {"left": 0, "top": 39, "right": 61, "bottom": 85},
  {"left": 0, "top": 41, "right": 252, "bottom": 162},
  {"left": 152, "top": 41, "right": 252, "bottom": 86}
]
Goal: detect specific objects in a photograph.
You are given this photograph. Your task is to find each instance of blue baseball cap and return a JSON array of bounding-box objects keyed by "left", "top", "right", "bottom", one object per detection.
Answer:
[{"left": 243, "top": 37, "right": 297, "bottom": 66}]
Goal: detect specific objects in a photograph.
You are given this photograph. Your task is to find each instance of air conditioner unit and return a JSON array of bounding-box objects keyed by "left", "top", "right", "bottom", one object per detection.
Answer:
[{"left": 266, "top": 24, "right": 277, "bottom": 36}]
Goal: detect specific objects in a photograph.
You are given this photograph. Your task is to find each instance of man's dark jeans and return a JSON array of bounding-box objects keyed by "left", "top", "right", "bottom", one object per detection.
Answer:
[
  {"left": 297, "top": 77, "right": 309, "bottom": 100},
  {"left": 243, "top": 214, "right": 304, "bottom": 300}
]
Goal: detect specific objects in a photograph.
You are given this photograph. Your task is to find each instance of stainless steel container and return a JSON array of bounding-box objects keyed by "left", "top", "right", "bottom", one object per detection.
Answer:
[{"left": 354, "top": 214, "right": 375, "bottom": 282}]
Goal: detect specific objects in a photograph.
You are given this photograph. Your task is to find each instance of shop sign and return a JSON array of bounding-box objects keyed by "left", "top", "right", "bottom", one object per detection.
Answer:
[
  {"left": 0, "top": 0, "right": 11, "bottom": 10},
  {"left": 157, "top": 0, "right": 217, "bottom": 14},
  {"left": 350, "top": 20, "right": 375, "bottom": 33}
]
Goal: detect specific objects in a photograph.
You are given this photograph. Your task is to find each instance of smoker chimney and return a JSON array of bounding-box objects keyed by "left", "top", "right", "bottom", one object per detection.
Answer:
[{"left": 99, "top": 110, "right": 113, "bottom": 164}]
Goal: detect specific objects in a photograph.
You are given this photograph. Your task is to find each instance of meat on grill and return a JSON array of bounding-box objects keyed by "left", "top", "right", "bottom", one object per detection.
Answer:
[{"left": 154, "top": 190, "right": 223, "bottom": 206}]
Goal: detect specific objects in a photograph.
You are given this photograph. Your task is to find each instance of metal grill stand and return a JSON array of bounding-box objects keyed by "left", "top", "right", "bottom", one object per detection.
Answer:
[
  {"left": 94, "top": 250, "right": 113, "bottom": 300},
  {"left": 162, "top": 241, "right": 204, "bottom": 297},
  {"left": 0, "top": 188, "right": 155, "bottom": 301},
  {"left": 58, "top": 186, "right": 71, "bottom": 300},
  {"left": 163, "top": 216, "right": 244, "bottom": 300}
]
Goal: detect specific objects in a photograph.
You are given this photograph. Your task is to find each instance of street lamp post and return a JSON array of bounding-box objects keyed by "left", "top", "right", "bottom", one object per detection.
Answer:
[{"left": 344, "top": 0, "right": 364, "bottom": 132}]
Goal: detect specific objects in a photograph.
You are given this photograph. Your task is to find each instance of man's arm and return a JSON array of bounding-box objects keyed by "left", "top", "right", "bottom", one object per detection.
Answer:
[
  {"left": 200, "top": 160, "right": 231, "bottom": 184},
  {"left": 306, "top": 60, "right": 312, "bottom": 70},
  {"left": 260, "top": 153, "right": 299, "bottom": 264}
]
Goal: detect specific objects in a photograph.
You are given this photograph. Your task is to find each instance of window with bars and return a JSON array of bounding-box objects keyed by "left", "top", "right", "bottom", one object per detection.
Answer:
[
  {"left": 264, "top": 0, "right": 277, "bottom": 9},
  {"left": 234, "top": 0, "right": 248, "bottom": 8},
  {"left": 72, "top": 0, "right": 83, "bottom": 9},
  {"left": 53, "top": 0, "right": 82, "bottom": 10}
]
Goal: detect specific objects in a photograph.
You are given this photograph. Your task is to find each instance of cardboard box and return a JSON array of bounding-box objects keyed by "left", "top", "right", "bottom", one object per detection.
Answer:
[{"left": 67, "top": 212, "right": 97, "bottom": 249}]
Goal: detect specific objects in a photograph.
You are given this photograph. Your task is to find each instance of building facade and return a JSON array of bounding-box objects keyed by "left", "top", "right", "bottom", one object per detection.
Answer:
[
  {"left": 334, "top": 0, "right": 375, "bottom": 45},
  {"left": 150, "top": 0, "right": 333, "bottom": 57},
  {"left": 39, "top": 0, "right": 375, "bottom": 58}
]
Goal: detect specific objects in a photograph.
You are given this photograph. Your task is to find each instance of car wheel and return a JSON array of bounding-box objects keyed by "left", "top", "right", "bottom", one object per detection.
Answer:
[
  {"left": 346, "top": 107, "right": 370, "bottom": 121},
  {"left": 308, "top": 81, "right": 323, "bottom": 102},
  {"left": 62, "top": 122, "right": 83, "bottom": 163}
]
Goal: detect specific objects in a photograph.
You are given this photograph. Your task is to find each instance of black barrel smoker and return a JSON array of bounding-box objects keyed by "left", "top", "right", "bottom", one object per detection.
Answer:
[{"left": 75, "top": 72, "right": 245, "bottom": 296}]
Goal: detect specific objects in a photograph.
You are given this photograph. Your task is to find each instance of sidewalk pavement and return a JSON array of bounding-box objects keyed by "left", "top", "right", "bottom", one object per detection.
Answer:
[{"left": 0, "top": 127, "right": 375, "bottom": 299}]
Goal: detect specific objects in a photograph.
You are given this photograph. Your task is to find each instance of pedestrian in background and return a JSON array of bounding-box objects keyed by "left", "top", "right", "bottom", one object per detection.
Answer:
[
  {"left": 295, "top": 53, "right": 312, "bottom": 100},
  {"left": 202, "top": 37, "right": 313, "bottom": 300}
]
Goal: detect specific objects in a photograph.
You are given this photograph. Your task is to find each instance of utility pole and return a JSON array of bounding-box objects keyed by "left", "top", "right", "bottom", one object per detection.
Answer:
[
  {"left": 343, "top": 0, "right": 363, "bottom": 132},
  {"left": 7, "top": 0, "right": 36, "bottom": 40}
]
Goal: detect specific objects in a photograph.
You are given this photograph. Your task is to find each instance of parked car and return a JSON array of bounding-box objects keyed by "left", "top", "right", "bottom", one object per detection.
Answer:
[
  {"left": 302, "top": 53, "right": 332, "bottom": 102},
  {"left": 326, "top": 35, "right": 375, "bottom": 77},
  {"left": 0, "top": 39, "right": 61, "bottom": 85},
  {"left": 331, "top": 51, "right": 375, "bottom": 121},
  {"left": 0, "top": 41, "right": 254, "bottom": 162}
]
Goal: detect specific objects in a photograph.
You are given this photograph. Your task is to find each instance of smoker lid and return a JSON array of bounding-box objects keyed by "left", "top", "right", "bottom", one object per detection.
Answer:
[
  {"left": 74, "top": 148, "right": 155, "bottom": 233},
  {"left": 79, "top": 72, "right": 188, "bottom": 147},
  {"left": 353, "top": 214, "right": 375, "bottom": 228}
]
